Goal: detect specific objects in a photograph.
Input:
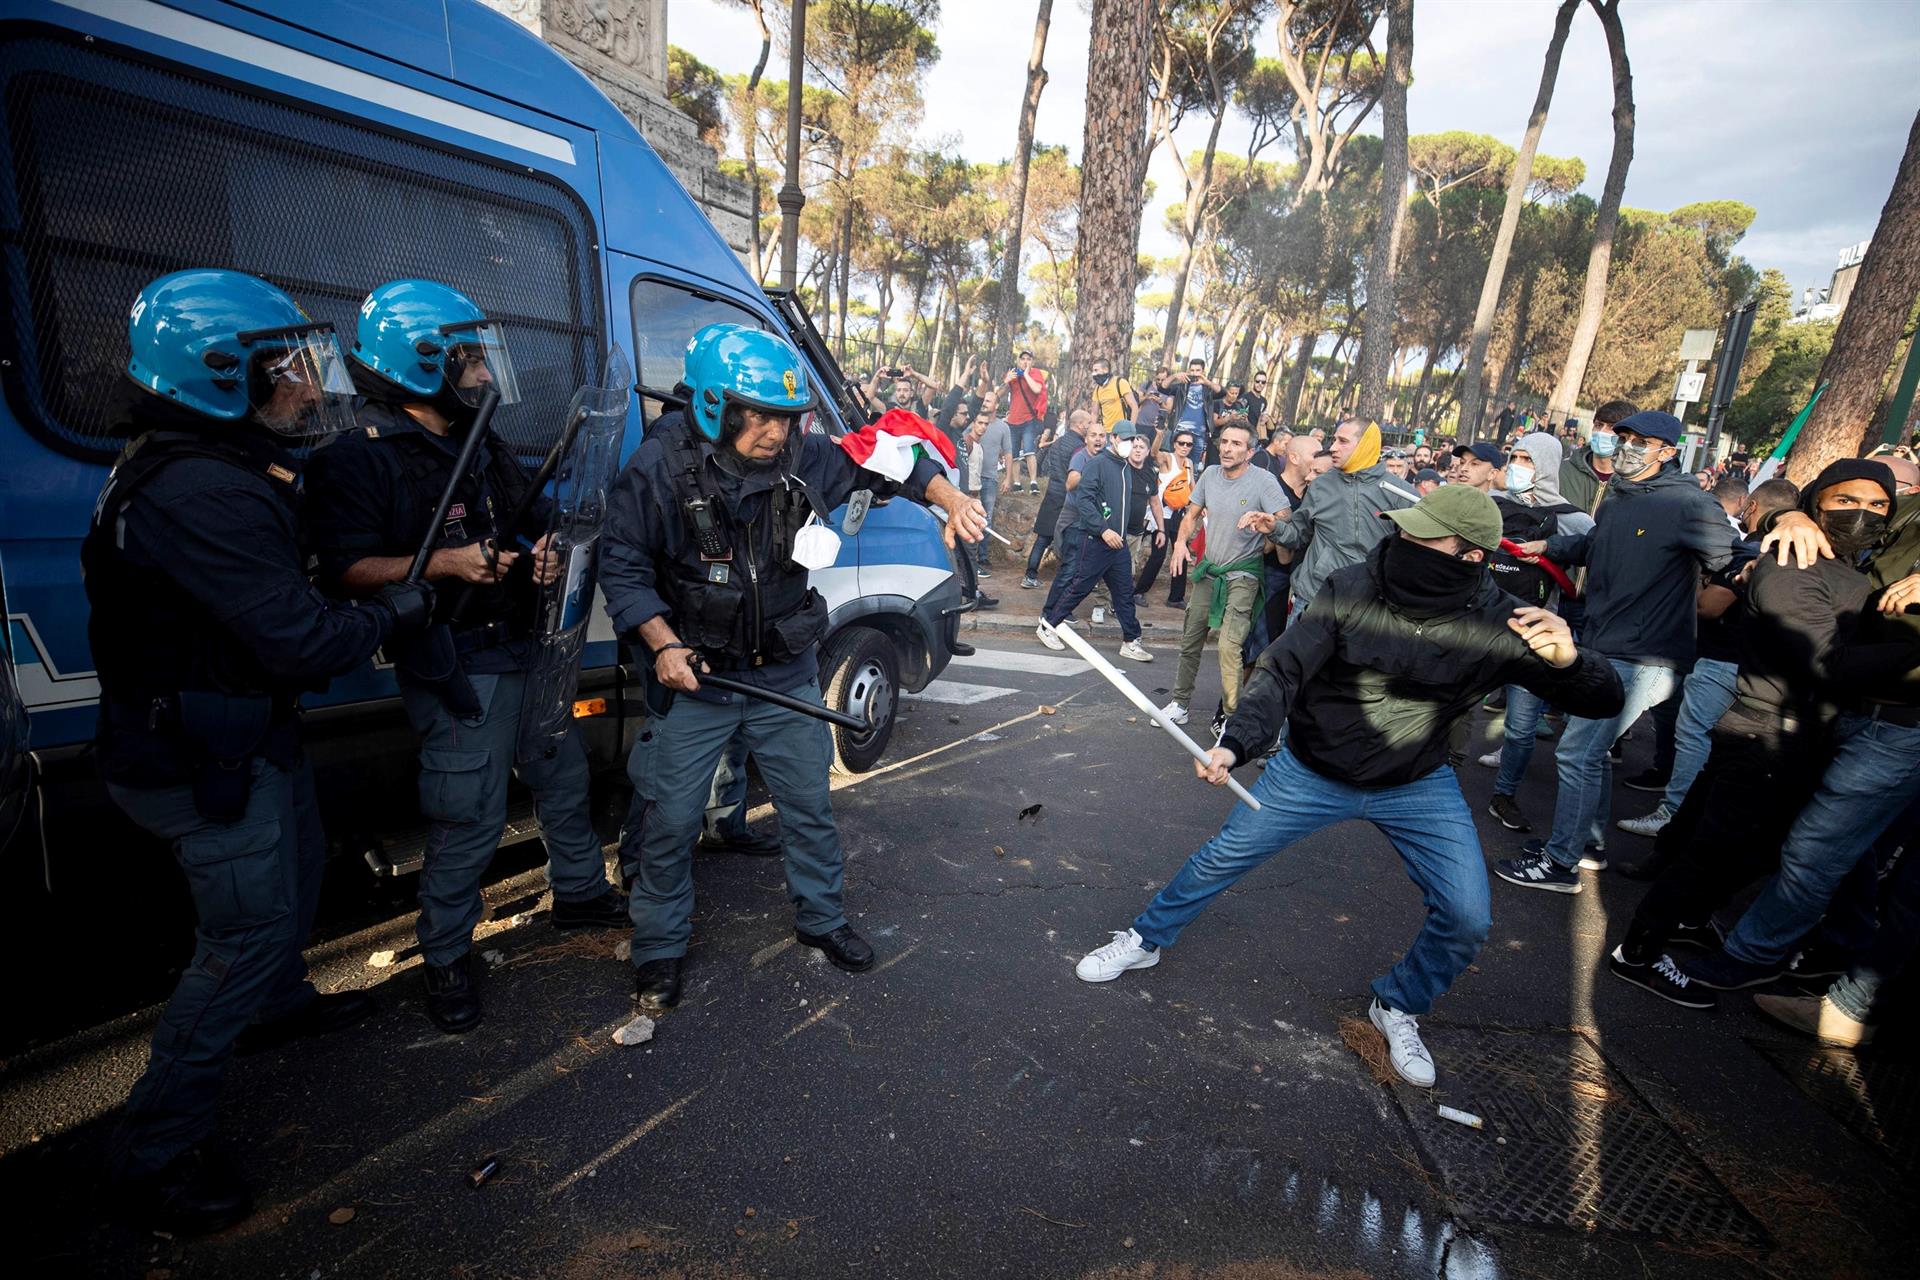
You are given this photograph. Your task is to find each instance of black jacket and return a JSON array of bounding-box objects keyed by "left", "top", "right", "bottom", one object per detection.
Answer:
[
  {"left": 1221, "top": 544, "right": 1625, "bottom": 789},
  {"left": 1074, "top": 448, "right": 1136, "bottom": 538},
  {"left": 1543, "top": 463, "right": 1735, "bottom": 667}
]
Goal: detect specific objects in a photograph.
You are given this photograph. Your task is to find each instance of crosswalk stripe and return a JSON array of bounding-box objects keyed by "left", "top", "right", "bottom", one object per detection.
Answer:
[
  {"left": 948, "top": 648, "right": 1090, "bottom": 678},
  {"left": 904, "top": 680, "right": 1017, "bottom": 705}
]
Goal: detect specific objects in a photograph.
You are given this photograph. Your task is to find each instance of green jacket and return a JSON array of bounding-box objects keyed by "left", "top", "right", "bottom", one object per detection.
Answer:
[
  {"left": 1557, "top": 447, "right": 1615, "bottom": 516},
  {"left": 1864, "top": 492, "right": 1920, "bottom": 704}
]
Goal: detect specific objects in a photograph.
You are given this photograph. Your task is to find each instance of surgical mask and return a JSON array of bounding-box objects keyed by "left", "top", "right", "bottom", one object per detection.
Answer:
[
  {"left": 790, "top": 516, "right": 843, "bottom": 571},
  {"left": 1589, "top": 431, "right": 1617, "bottom": 458},
  {"left": 1505, "top": 463, "right": 1535, "bottom": 496},
  {"left": 1616, "top": 440, "right": 1658, "bottom": 475},
  {"left": 1818, "top": 508, "right": 1888, "bottom": 559}
]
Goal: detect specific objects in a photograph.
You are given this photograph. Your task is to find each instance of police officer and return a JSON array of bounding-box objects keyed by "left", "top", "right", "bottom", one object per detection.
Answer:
[
  {"left": 601, "top": 325, "right": 985, "bottom": 1009},
  {"left": 303, "top": 280, "right": 626, "bottom": 1035},
  {"left": 87, "top": 270, "right": 433, "bottom": 1233}
]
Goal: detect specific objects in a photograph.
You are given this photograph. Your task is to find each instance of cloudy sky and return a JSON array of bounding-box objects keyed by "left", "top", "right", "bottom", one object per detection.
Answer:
[{"left": 671, "top": 0, "right": 1918, "bottom": 304}]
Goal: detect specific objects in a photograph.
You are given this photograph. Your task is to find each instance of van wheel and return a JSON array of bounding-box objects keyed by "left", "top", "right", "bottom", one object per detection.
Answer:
[{"left": 820, "top": 627, "right": 898, "bottom": 775}]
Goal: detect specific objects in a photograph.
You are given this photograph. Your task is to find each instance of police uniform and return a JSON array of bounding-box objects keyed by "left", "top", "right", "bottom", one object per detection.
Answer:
[
  {"left": 599, "top": 406, "right": 943, "bottom": 973},
  {"left": 84, "top": 269, "right": 421, "bottom": 1229},
  {"left": 304, "top": 400, "right": 618, "bottom": 970}
]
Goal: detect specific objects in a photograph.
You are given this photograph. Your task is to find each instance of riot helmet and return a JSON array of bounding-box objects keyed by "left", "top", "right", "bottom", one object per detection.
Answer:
[
  {"left": 352, "top": 279, "right": 522, "bottom": 421},
  {"left": 126, "top": 269, "right": 358, "bottom": 440},
  {"left": 683, "top": 323, "right": 814, "bottom": 444}
]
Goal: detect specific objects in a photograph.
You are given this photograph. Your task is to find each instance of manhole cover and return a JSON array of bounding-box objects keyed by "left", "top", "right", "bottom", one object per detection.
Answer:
[
  {"left": 1750, "top": 1038, "right": 1920, "bottom": 1176},
  {"left": 1397, "top": 1026, "right": 1765, "bottom": 1246}
]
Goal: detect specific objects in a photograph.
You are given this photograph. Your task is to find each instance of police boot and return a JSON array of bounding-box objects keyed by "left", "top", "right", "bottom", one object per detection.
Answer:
[
  {"left": 698, "top": 826, "right": 784, "bottom": 857},
  {"left": 116, "top": 1143, "right": 253, "bottom": 1236},
  {"left": 551, "top": 886, "right": 630, "bottom": 930},
  {"left": 424, "top": 955, "right": 483, "bottom": 1034},
  {"left": 796, "top": 924, "right": 876, "bottom": 973},
  {"left": 635, "top": 957, "right": 683, "bottom": 1012},
  {"left": 234, "top": 990, "right": 378, "bottom": 1057}
]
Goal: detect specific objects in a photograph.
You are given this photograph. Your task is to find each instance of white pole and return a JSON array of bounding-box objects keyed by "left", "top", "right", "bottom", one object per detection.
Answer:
[
  {"left": 932, "top": 506, "right": 1013, "bottom": 546},
  {"left": 1050, "top": 622, "right": 1263, "bottom": 811}
]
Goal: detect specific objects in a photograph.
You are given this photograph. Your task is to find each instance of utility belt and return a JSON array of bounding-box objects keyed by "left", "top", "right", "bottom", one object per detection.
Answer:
[
  {"left": 1861, "top": 701, "right": 1920, "bottom": 729},
  {"left": 104, "top": 691, "right": 296, "bottom": 822}
]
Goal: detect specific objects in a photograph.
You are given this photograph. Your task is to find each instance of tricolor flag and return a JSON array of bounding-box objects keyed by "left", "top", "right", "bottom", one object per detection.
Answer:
[
  {"left": 837, "top": 408, "right": 958, "bottom": 482},
  {"left": 1749, "top": 382, "right": 1827, "bottom": 486}
]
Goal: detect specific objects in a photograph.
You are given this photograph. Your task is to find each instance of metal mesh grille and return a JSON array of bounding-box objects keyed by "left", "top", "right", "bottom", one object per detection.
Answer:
[
  {"left": 1751, "top": 1038, "right": 1920, "bottom": 1177},
  {"left": 0, "top": 31, "right": 601, "bottom": 460},
  {"left": 1398, "top": 1026, "right": 1766, "bottom": 1245}
]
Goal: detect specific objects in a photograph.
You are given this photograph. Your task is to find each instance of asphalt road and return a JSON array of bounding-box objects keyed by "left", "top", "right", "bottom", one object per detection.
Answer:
[{"left": 4, "top": 628, "right": 1913, "bottom": 1279}]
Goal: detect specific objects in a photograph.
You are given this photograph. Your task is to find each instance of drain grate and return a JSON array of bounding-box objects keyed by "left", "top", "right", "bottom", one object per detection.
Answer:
[
  {"left": 1396, "top": 1027, "right": 1766, "bottom": 1246},
  {"left": 1750, "top": 1038, "right": 1920, "bottom": 1177}
]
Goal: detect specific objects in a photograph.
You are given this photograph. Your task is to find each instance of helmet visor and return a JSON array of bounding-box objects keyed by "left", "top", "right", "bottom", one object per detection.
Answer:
[
  {"left": 244, "top": 326, "right": 359, "bottom": 440},
  {"left": 442, "top": 321, "right": 522, "bottom": 408}
]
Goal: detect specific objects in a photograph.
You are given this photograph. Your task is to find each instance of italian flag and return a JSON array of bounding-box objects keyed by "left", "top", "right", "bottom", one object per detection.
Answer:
[{"left": 837, "top": 408, "right": 958, "bottom": 482}]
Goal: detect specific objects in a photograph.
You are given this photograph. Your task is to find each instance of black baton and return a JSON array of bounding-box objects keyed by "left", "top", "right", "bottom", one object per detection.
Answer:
[
  {"left": 404, "top": 385, "right": 502, "bottom": 584},
  {"left": 695, "top": 671, "right": 872, "bottom": 733}
]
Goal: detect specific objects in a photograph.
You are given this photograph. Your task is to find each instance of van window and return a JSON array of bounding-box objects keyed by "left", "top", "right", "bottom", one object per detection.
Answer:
[
  {"left": 0, "top": 33, "right": 602, "bottom": 462},
  {"left": 628, "top": 277, "right": 768, "bottom": 426}
]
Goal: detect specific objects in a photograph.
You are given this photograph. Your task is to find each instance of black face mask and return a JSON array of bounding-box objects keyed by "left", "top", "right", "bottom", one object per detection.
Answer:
[
  {"left": 1382, "top": 536, "right": 1486, "bottom": 618},
  {"left": 1819, "top": 508, "right": 1888, "bottom": 559},
  {"left": 1093, "top": 372, "right": 1112, "bottom": 386}
]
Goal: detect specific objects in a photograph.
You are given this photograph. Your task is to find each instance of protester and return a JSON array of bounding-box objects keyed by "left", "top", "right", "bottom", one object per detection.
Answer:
[
  {"left": 1136, "top": 427, "right": 1197, "bottom": 602},
  {"left": 1023, "top": 408, "right": 1095, "bottom": 589},
  {"left": 1250, "top": 429, "right": 1290, "bottom": 480},
  {"left": 1383, "top": 450, "right": 1410, "bottom": 481},
  {"left": 1311, "top": 450, "right": 1335, "bottom": 478},
  {"left": 1245, "top": 370, "right": 1270, "bottom": 434},
  {"left": 1412, "top": 444, "right": 1434, "bottom": 471},
  {"left": 964, "top": 401, "right": 1013, "bottom": 577},
  {"left": 1211, "top": 383, "right": 1253, "bottom": 444},
  {"left": 1603, "top": 461, "right": 1915, "bottom": 1005},
  {"left": 1267, "top": 419, "right": 1420, "bottom": 610},
  {"left": 1414, "top": 467, "right": 1443, "bottom": 496},
  {"left": 1615, "top": 477, "right": 1800, "bottom": 844},
  {"left": 1450, "top": 441, "right": 1504, "bottom": 493},
  {"left": 1168, "top": 357, "right": 1220, "bottom": 463},
  {"left": 1003, "top": 349, "right": 1049, "bottom": 494},
  {"left": 1039, "top": 419, "right": 1110, "bottom": 617},
  {"left": 934, "top": 355, "right": 984, "bottom": 454},
  {"left": 1075, "top": 486, "right": 1624, "bottom": 1087},
  {"left": 1497, "top": 411, "right": 1737, "bottom": 893},
  {"left": 1134, "top": 374, "right": 1168, "bottom": 443},
  {"left": 1088, "top": 355, "right": 1138, "bottom": 431},
  {"left": 1558, "top": 399, "right": 1637, "bottom": 515},
  {"left": 1158, "top": 423, "right": 1288, "bottom": 735},
  {"left": 1038, "top": 422, "right": 1154, "bottom": 663}
]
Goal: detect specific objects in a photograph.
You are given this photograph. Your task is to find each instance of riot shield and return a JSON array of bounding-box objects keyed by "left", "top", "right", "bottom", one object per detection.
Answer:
[{"left": 517, "top": 345, "right": 634, "bottom": 761}]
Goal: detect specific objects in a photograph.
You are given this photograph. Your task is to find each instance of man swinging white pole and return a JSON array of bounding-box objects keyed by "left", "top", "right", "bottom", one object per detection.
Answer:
[{"left": 1049, "top": 621, "right": 1262, "bottom": 811}]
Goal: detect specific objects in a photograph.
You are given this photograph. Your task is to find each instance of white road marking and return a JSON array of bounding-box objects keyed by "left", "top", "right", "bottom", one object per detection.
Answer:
[
  {"left": 548, "top": 1090, "right": 705, "bottom": 1195},
  {"left": 904, "top": 680, "right": 1017, "bottom": 705},
  {"left": 949, "top": 648, "right": 1092, "bottom": 678}
]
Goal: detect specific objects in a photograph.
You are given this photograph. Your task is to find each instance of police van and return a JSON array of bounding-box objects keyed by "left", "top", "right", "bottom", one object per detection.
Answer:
[{"left": 0, "top": 0, "right": 971, "bottom": 882}]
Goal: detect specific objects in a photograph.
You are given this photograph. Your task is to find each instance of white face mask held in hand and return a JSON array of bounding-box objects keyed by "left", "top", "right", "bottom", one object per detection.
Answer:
[{"left": 790, "top": 516, "right": 843, "bottom": 571}]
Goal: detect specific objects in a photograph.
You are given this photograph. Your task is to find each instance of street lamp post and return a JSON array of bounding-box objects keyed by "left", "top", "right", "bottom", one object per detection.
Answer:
[{"left": 777, "top": 0, "right": 808, "bottom": 291}]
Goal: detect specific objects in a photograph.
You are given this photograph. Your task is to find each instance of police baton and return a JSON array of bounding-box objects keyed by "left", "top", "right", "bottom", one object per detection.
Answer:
[
  {"left": 625, "top": 661, "right": 871, "bottom": 733},
  {"left": 404, "top": 385, "right": 502, "bottom": 584},
  {"left": 445, "top": 397, "right": 591, "bottom": 627}
]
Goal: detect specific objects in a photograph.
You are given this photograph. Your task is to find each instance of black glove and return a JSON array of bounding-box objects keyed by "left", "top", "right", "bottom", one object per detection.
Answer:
[{"left": 375, "top": 580, "right": 436, "bottom": 638}]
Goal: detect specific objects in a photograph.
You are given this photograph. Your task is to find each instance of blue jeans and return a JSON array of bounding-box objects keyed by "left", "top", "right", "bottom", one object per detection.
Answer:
[
  {"left": 1132, "top": 747, "right": 1490, "bottom": 1015},
  {"left": 1722, "top": 715, "right": 1920, "bottom": 966},
  {"left": 1662, "top": 658, "right": 1738, "bottom": 810},
  {"left": 623, "top": 679, "right": 847, "bottom": 964},
  {"left": 1042, "top": 525, "right": 1086, "bottom": 616},
  {"left": 400, "top": 670, "right": 613, "bottom": 965},
  {"left": 1543, "top": 660, "right": 1681, "bottom": 868},
  {"left": 1493, "top": 685, "right": 1548, "bottom": 796},
  {"left": 107, "top": 759, "right": 323, "bottom": 1175},
  {"left": 1828, "top": 807, "right": 1920, "bottom": 1021},
  {"left": 1044, "top": 537, "right": 1141, "bottom": 641}
]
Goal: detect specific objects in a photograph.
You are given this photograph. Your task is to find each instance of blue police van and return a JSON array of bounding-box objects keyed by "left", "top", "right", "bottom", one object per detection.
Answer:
[{"left": 0, "top": 0, "right": 971, "bottom": 882}]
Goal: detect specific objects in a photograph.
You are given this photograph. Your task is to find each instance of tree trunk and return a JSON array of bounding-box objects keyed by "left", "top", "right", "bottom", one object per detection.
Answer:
[
  {"left": 1457, "top": 0, "right": 1578, "bottom": 435},
  {"left": 1281, "top": 318, "right": 1321, "bottom": 426},
  {"left": 836, "top": 197, "right": 855, "bottom": 362},
  {"left": 1160, "top": 101, "right": 1228, "bottom": 367},
  {"left": 1547, "top": 0, "right": 1634, "bottom": 423},
  {"left": 927, "top": 279, "right": 949, "bottom": 381},
  {"left": 1410, "top": 344, "right": 1440, "bottom": 430},
  {"left": 742, "top": 1, "right": 773, "bottom": 282},
  {"left": 1790, "top": 108, "right": 1920, "bottom": 482},
  {"left": 1069, "top": 0, "right": 1155, "bottom": 401},
  {"left": 990, "top": 0, "right": 1054, "bottom": 377},
  {"left": 1491, "top": 272, "right": 1537, "bottom": 424},
  {"left": 1355, "top": 0, "right": 1413, "bottom": 422}
]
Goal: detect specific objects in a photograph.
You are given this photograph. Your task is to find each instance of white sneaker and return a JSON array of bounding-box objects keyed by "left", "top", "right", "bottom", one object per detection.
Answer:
[
  {"left": 1160, "top": 700, "right": 1189, "bottom": 725},
  {"left": 1617, "top": 802, "right": 1674, "bottom": 839},
  {"left": 1076, "top": 928, "right": 1160, "bottom": 982},
  {"left": 1476, "top": 750, "right": 1503, "bottom": 768},
  {"left": 1368, "top": 998, "right": 1436, "bottom": 1087},
  {"left": 1035, "top": 621, "right": 1065, "bottom": 651},
  {"left": 1118, "top": 639, "right": 1153, "bottom": 662}
]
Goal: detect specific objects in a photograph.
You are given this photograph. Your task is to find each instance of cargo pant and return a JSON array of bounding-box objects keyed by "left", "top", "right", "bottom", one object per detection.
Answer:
[
  {"left": 399, "top": 670, "right": 614, "bottom": 966},
  {"left": 107, "top": 759, "right": 322, "bottom": 1176},
  {"left": 1171, "top": 572, "right": 1260, "bottom": 714}
]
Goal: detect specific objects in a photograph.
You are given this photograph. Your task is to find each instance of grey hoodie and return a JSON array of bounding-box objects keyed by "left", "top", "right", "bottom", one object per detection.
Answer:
[
  {"left": 1510, "top": 432, "right": 1594, "bottom": 536},
  {"left": 1270, "top": 460, "right": 1421, "bottom": 607}
]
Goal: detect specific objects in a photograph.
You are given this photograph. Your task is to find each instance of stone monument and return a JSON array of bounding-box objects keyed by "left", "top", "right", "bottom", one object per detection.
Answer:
[{"left": 482, "top": 0, "right": 753, "bottom": 255}]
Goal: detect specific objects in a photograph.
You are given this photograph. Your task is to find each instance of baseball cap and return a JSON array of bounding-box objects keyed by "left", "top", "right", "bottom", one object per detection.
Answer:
[
  {"left": 1414, "top": 467, "right": 1443, "bottom": 484},
  {"left": 1110, "top": 420, "right": 1140, "bottom": 440},
  {"left": 1383, "top": 485, "right": 1503, "bottom": 552},
  {"left": 1451, "top": 441, "right": 1505, "bottom": 465},
  {"left": 1614, "top": 410, "right": 1683, "bottom": 444}
]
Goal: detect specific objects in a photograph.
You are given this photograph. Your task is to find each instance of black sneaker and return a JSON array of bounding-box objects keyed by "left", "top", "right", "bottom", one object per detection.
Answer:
[
  {"left": 974, "top": 592, "right": 1001, "bottom": 609},
  {"left": 1668, "top": 918, "right": 1726, "bottom": 950},
  {"left": 1675, "top": 948, "right": 1785, "bottom": 990},
  {"left": 1495, "top": 849, "right": 1581, "bottom": 894},
  {"left": 1607, "top": 946, "right": 1717, "bottom": 1009},
  {"left": 1209, "top": 702, "right": 1227, "bottom": 743},
  {"left": 1487, "top": 794, "right": 1531, "bottom": 832},
  {"left": 1522, "top": 834, "right": 1606, "bottom": 872},
  {"left": 115, "top": 1143, "right": 253, "bottom": 1236},
  {"left": 1622, "top": 768, "right": 1670, "bottom": 793}
]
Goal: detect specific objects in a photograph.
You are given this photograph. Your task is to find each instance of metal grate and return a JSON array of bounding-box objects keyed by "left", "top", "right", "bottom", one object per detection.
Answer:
[
  {"left": 0, "top": 30, "right": 601, "bottom": 461},
  {"left": 1396, "top": 1026, "right": 1767, "bottom": 1246},
  {"left": 1750, "top": 1038, "right": 1920, "bottom": 1177}
]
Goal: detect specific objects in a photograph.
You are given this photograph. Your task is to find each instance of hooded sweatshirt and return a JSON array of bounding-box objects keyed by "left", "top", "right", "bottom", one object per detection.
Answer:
[
  {"left": 1490, "top": 432, "right": 1593, "bottom": 609},
  {"left": 1270, "top": 452, "right": 1420, "bottom": 607},
  {"left": 1340, "top": 423, "right": 1382, "bottom": 474},
  {"left": 1736, "top": 459, "right": 1917, "bottom": 728},
  {"left": 1542, "top": 461, "right": 1736, "bottom": 667},
  {"left": 1558, "top": 444, "right": 1614, "bottom": 515}
]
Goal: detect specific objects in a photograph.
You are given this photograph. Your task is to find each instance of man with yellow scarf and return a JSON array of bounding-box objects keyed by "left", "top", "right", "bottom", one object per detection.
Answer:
[{"left": 1262, "top": 419, "right": 1420, "bottom": 612}]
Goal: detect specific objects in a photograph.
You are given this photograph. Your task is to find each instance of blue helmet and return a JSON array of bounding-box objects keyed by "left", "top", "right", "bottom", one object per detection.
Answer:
[
  {"left": 352, "top": 279, "right": 522, "bottom": 410},
  {"left": 127, "top": 269, "right": 359, "bottom": 438},
  {"left": 684, "top": 323, "right": 814, "bottom": 442}
]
